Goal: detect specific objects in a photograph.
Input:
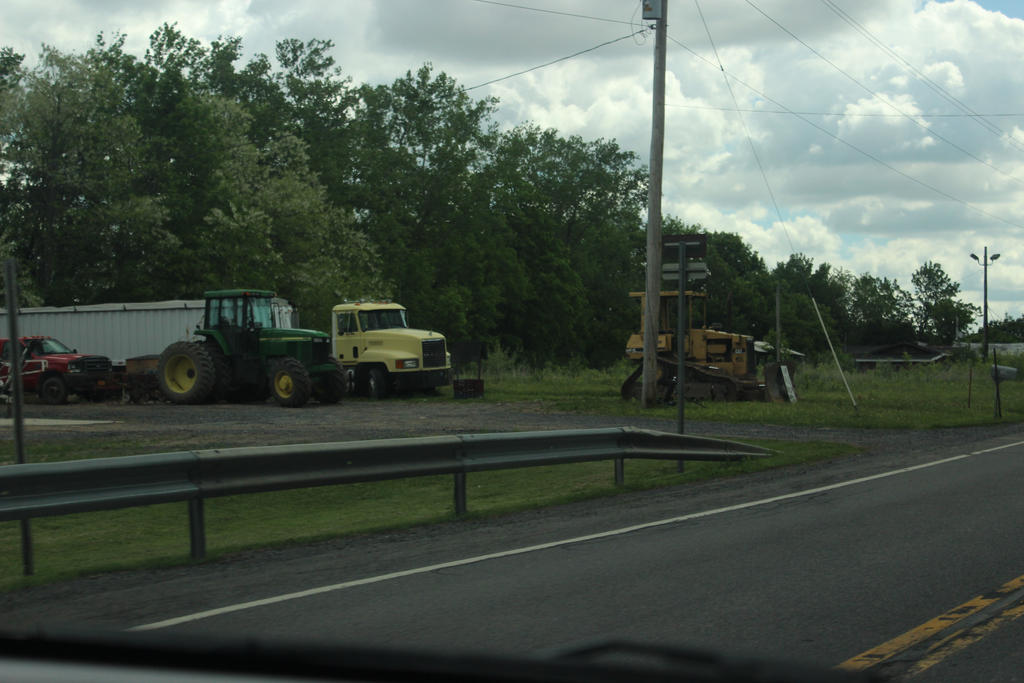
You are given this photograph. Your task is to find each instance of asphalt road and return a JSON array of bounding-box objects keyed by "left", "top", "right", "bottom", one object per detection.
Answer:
[
  {"left": 142, "top": 437, "right": 1024, "bottom": 680},
  {"left": 5, "top": 402, "right": 1024, "bottom": 680}
]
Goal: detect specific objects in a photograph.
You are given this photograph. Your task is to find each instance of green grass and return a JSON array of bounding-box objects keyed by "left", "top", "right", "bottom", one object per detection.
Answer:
[
  {"left": 473, "top": 353, "right": 1024, "bottom": 429},
  {"left": 0, "top": 436, "right": 191, "bottom": 465},
  {"left": 0, "top": 438, "right": 851, "bottom": 591}
]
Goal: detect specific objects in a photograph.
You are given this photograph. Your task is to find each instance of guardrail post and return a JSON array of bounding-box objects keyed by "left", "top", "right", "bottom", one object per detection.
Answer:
[
  {"left": 188, "top": 498, "right": 206, "bottom": 559},
  {"left": 20, "top": 520, "right": 34, "bottom": 576},
  {"left": 614, "top": 458, "right": 624, "bottom": 486},
  {"left": 453, "top": 473, "right": 467, "bottom": 516},
  {"left": 677, "top": 460, "right": 685, "bottom": 473}
]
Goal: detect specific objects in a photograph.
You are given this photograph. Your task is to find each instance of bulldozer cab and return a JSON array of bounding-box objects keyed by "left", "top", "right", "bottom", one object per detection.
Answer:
[{"left": 625, "top": 291, "right": 708, "bottom": 361}]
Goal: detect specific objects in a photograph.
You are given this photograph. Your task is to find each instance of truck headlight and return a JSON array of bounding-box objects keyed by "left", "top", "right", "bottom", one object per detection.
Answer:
[{"left": 396, "top": 359, "right": 419, "bottom": 369}]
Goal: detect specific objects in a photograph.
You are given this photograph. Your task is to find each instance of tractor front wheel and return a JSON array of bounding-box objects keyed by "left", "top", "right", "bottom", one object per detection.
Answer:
[
  {"left": 269, "top": 357, "right": 312, "bottom": 408},
  {"left": 158, "top": 342, "right": 216, "bottom": 404},
  {"left": 314, "top": 358, "right": 347, "bottom": 404}
]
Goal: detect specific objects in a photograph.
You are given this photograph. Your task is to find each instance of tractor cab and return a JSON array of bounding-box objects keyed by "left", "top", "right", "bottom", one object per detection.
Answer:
[{"left": 203, "top": 289, "right": 274, "bottom": 357}]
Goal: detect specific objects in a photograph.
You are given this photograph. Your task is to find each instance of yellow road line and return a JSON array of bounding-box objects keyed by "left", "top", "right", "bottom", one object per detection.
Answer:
[
  {"left": 838, "top": 573, "right": 1024, "bottom": 672},
  {"left": 907, "top": 603, "right": 1024, "bottom": 677}
]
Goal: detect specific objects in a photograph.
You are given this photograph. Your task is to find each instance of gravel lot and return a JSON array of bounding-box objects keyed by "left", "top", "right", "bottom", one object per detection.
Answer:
[{"left": 5, "top": 394, "right": 1023, "bottom": 461}]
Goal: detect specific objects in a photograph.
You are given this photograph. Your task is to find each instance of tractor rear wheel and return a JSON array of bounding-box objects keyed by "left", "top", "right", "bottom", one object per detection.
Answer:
[
  {"left": 269, "top": 357, "right": 312, "bottom": 408},
  {"left": 204, "top": 342, "right": 232, "bottom": 402},
  {"left": 158, "top": 341, "right": 216, "bottom": 404}
]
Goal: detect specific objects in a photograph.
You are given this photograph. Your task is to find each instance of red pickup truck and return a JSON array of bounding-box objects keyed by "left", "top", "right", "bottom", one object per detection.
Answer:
[{"left": 0, "top": 336, "right": 115, "bottom": 404}]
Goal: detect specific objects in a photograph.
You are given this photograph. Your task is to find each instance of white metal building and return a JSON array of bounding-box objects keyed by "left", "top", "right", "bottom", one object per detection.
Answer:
[{"left": 0, "top": 300, "right": 205, "bottom": 361}]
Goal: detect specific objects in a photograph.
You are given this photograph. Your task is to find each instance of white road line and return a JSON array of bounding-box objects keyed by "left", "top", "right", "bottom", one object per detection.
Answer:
[{"left": 131, "top": 441, "right": 1024, "bottom": 632}]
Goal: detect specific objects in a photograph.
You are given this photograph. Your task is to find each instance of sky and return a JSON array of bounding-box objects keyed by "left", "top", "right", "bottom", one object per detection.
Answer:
[{"left": 2, "top": 0, "right": 1023, "bottom": 323}]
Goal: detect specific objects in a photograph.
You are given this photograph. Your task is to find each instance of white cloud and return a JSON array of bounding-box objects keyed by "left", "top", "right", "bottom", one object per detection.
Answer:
[{"left": 922, "top": 60, "right": 965, "bottom": 91}]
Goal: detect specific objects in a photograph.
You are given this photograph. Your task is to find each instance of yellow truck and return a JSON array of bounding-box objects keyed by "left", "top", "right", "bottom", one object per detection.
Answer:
[{"left": 331, "top": 301, "right": 451, "bottom": 398}]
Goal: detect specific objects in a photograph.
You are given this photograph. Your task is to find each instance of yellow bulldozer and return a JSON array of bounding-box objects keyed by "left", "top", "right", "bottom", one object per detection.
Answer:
[{"left": 620, "top": 290, "right": 780, "bottom": 402}]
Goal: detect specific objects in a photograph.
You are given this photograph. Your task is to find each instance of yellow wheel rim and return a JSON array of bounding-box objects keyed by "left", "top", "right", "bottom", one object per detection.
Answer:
[
  {"left": 165, "top": 355, "right": 197, "bottom": 393},
  {"left": 274, "top": 371, "right": 294, "bottom": 398}
]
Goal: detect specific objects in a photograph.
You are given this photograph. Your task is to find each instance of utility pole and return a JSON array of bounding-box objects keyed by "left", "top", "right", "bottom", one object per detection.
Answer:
[
  {"left": 775, "top": 283, "right": 781, "bottom": 363},
  {"left": 642, "top": 0, "right": 667, "bottom": 408},
  {"left": 970, "top": 246, "right": 1000, "bottom": 361}
]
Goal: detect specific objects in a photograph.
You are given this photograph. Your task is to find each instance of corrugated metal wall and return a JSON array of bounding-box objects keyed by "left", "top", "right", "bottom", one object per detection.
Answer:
[{"left": 0, "top": 301, "right": 205, "bottom": 361}]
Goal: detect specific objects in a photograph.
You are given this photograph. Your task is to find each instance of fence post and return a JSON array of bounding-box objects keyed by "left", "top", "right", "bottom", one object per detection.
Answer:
[
  {"left": 5, "top": 259, "right": 33, "bottom": 576},
  {"left": 188, "top": 498, "right": 206, "bottom": 559}
]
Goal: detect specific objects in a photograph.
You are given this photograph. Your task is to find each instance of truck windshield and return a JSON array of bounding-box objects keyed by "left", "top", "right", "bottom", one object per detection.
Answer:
[
  {"left": 34, "top": 338, "right": 74, "bottom": 354},
  {"left": 358, "top": 309, "right": 407, "bottom": 331}
]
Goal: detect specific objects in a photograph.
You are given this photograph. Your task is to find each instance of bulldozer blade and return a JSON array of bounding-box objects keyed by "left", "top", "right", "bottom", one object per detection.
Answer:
[{"left": 765, "top": 362, "right": 797, "bottom": 402}]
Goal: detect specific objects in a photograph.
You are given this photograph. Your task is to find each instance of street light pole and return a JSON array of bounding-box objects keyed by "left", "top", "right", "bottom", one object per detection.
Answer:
[{"left": 970, "top": 246, "right": 1000, "bottom": 361}]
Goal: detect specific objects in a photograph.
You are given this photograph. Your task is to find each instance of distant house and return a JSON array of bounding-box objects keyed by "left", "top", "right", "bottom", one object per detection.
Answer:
[{"left": 846, "top": 342, "right": 948, "bottom": 370}]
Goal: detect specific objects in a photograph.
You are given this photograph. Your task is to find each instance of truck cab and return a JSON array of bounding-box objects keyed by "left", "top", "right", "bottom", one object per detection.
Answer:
[
  {"left": 0, "top": 336, "right": 114, "bottom": 404},
  {"left": 331, "top": 301, "right": 451, "bottom": 398}
]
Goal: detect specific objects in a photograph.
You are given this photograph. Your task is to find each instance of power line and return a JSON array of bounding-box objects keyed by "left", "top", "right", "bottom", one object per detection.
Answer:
[
  {"left": 692, "top": 1, "right": 797, "bottom": 255},
  {"left": 695, "top": 0, "right": 857, "bottom": 412},
  {"left": 666, "top": 32, "right": 1024, "bottom": 231},
  {"left": 743, "top": 0, "right": 1024, "bottom": 188},
  {"left": 468, "top": 0, "right": 636, "bottom": 26},
  {"left": 819, "top": 0, "right": 1024, "bottom": 149},
  {"left": 463, "top": 30, "right": 647, "bottom": 91},
  {"left": 665, "top": 103, "right": 1024, "bottom": 118}
]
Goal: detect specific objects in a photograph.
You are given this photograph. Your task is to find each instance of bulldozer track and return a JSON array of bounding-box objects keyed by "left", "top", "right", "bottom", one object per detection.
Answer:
[{"left": 620, "top": 355, "right": 765, "bottom": 403}]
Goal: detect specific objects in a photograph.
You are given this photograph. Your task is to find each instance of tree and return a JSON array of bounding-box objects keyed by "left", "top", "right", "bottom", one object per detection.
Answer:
[
  {"left": 272, "top": 38, "right": 359, "bottom": 204},
  {"left": 488, "top": 125, "right": 646, "bottom": 365},
  {"left": 201, "top": 112, "right": 386, "bottom": 331},
  {"left": 0, "top": 45, "right": 170, "bottom": 304},
  {"left": 770, "top": 254, "right": 843, "bottom": 356},
  {"left": 348, "top": 64, "right": 502, "bottom": 341},
  {"left": 911, "top": 261, "right": 978, "bottom": 343},
  {"left": 847, "top": 274, "right": 916, "bottom": 345},
  {"left": 0, "top": 46, "right": 23, "bottom": 93},
  {"left": 4, "top": 28, "right": 676, "bottom": 366},
  {"left": 0, "top": 28, "right": 385, "bottom": 319},
  {"left": 984, "top": 314, "right": 1024, "bottom": 342}
]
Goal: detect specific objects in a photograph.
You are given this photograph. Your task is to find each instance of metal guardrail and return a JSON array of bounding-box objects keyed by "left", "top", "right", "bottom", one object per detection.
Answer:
[{"left": 0, "top": 427, "right": 769, "bottom": 567}]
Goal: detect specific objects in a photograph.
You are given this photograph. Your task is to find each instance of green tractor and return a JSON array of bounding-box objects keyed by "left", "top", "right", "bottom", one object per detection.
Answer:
[{"left": 157, "top": 289, "right": 345, "bottom": 408}]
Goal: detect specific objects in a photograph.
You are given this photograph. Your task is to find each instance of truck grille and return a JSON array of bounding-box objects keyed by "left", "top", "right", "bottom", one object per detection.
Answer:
[
  {"left": 81, "top": 356, "right": 112, "bottom": 372},
  {"left": 422, "top": 339, "right": 446, "bottom": 368}
]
